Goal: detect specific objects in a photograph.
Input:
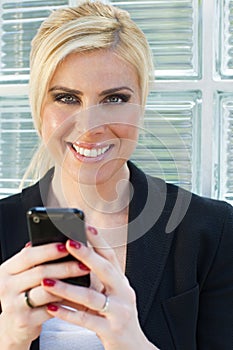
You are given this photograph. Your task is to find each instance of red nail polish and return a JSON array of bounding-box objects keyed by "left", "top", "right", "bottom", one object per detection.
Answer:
[
  {"left": 47, "top": 304, "right": 59, "bottom": 312},
  {"left": 69, "top": 240, "right": 82, "bottom": 249},
  {"left": 87, "top": 226, "right": 98, "bottom": 235},
  {"left": 56, "top": 243, "right": 67, "bottom": 252},
  {"left": 78, "top": 261, "right": 90, "bottom": 271},
  {"left": 43, "top": 278, "right": 56, "bottom": 287},
  {"left": 25, "top": 241, "right": 32, "bottom": 248}
]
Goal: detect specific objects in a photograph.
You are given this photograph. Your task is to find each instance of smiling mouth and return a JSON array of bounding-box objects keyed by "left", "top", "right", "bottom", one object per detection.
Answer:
[{"left": 70, "top": 143, "right": 111, "bottom": 158}]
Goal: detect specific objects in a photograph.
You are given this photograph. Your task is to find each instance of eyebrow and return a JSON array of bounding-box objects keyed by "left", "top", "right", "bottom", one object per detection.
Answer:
[
  {"left": 48, "top": 86, "right": 134, "bottom": 96},
  {"left": 99, "top": 87, "right": 134, "bottom": 96},
  {"left": 49, "top": 86, "right": 83, "bottom": 95}
]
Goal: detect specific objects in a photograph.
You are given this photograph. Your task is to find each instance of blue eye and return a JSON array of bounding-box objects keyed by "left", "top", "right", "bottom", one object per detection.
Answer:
[
  {"left": 104, "top": 94, "right": 130, "bottom": 104},
  {"left": 53, "top": 93, "right": 79, "bottom": 105}
]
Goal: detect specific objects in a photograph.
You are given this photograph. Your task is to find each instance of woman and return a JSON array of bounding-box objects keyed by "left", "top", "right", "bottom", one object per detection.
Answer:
[{"left": 0, "top": 1, "right": 232, "bottom": 349}]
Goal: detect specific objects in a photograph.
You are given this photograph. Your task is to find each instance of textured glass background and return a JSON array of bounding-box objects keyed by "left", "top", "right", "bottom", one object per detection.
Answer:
[
  {"left": 0, "top": 0, "right": 69, "bottom": 82},
  {"left": 0, "top": 95, "right": 38, "bottom": 198},
  {"left": 132, "top": 91, "right": 202, "bottom": 192},
  {"left": 214, "top": 92, "right": 233, "bottom": 203},
  {"left": 112, "top": 0, "right": 201, "bottom": 79},
  {"left": 215, "top": 0, "right": 233, "bottom": 78}
]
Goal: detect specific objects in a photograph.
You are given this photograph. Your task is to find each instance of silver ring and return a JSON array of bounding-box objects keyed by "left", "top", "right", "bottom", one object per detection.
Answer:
[
  {"left": 99, "top": 295, "right": 110, "bottom": 313},
  {"left": 25, "top": 290, "right": 36, "bottom": 309}
]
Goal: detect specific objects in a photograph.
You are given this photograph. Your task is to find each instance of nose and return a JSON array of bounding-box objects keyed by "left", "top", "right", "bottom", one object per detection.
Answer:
[{"left": 73, "top": 105, "right": 107, "bottom": 136}]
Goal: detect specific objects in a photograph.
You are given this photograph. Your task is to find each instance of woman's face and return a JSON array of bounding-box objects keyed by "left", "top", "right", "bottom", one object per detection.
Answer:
[{"left": 41, "top": 50, "right": 142, "bottom": 185}]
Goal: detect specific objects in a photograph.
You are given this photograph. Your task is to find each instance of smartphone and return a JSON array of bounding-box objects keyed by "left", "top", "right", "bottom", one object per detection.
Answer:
[{"left": 26, "top": 207, "right": 90, "bottom": 287}]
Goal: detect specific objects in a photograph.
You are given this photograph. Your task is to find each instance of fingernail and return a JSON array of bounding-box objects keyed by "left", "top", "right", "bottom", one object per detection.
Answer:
[
  {"left": 47, "top": 304, "right": 59, "bottom": 312},
  {"left": 87, "top": 226, "right": 98, "bottom": 235},
  {"left": 78, "top": 261, "right": 90, "bottom": 271},
  {"left": 43, "top": 278, "right": 56, "bottom": 287},
  {"left": 25, "top": 241, "right": 31, "bottom": 248},
  {"left": 56, "top": 243, "right": 67, "bottom": 252},
  {"left": 69, "top": 240, "right": 82, "bottom": 249}
]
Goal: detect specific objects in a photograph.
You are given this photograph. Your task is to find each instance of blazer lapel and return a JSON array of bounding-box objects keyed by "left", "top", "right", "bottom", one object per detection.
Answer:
[{"left": 125, "top": 162, "right": 175, "bottom": 326}]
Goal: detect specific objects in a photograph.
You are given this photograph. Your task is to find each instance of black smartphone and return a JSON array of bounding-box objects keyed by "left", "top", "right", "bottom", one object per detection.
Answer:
[{"left": 26, "top": 207, "right": 90, "bottom": 287}]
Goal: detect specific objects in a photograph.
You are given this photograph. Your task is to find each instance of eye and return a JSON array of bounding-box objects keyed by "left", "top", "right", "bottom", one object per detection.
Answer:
[
  {"left": 53, "top": 93, "right": 80, "bottom": 105},
  {"left": 103, "top": 94, "right": 130, "bottom": 104}
]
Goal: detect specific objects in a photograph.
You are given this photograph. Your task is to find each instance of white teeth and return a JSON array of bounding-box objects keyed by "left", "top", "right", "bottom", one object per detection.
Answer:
[
  {"left": 72, "top": 144, "right": 110, "bottom": 158},
  {"left": 91, "top": 149, "right": 98, "bottom": 157},
  {"left": 84, "top": 149, "right": 90, "bottom": 157},
  {"left": 79, "top": 147, "right": 84, "bottom": 155}
]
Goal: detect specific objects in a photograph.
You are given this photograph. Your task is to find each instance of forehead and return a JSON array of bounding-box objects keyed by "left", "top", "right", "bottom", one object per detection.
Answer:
[{"left": 49, "top": 49, "right": 139, "bottom": 89}]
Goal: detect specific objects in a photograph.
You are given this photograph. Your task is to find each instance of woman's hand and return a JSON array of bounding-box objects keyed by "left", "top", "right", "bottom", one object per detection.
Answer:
[
  {"left": 0, "top": 242, "right": 89, "bottom": 349},
  {"left": 42, "top": 227, "right": 158, "bottom": 350}
]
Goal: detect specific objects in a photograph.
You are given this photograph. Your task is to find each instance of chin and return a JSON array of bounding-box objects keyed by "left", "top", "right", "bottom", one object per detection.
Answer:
[{"left": 64, "top": 159, "right": 127, "bottom": 186}]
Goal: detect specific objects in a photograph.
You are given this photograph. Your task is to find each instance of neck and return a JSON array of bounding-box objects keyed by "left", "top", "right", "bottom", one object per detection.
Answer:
[{"left": 48, "top": 163, "right": 131, "bottom": 218}]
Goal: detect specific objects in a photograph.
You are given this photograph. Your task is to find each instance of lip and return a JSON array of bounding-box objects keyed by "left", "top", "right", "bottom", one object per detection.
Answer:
[{"left": 67, "top": 142, "right": 113, "bottom": 163}]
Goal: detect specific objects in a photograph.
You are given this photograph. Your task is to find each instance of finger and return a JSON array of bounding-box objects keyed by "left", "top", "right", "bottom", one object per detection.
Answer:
[
  {"left": 66, "top": 240, "right": 127, "bottom": 292},
  {"left": 14, "top": 259, "right": 90, "bottom": 292},
  {"left": 26, "top": 285, "right": 63, "bottom": 307},
  {"left": 42, "top": 278, "right": 107, "bottom": 312},
  {"left": 2, "top": 243, "right": 69, "bottom": 274},
  {"left": 46, "top": 303, "right": 109, "bottom": 335},
  {"left": 86, "top": 227, "right": 122, "bottom": 273},
  {"left": 42, "top": 279, "right": 132, "bottom": 322}
]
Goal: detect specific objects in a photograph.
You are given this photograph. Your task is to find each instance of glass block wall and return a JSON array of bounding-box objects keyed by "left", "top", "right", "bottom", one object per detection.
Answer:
[
  {"left": 112, "top": 0, "right": 201, "bottom": 79},
  {"left": 215, "top": 0, "right": 233, "bottom": 79},
  {"left": 214, "top": 92, "right": 233, "bottom": 202},
  {"left": 0, "top": 0, "right": 232, "bottom": 204},
  {"left": 0, "top": 0, "right": 69, "bottom": 82},
  {"left": 0, "top": 95, "right": 37, "bottom": 197},
  {"left": 132, "top": 91, "right": 202, "bottom": 192}
]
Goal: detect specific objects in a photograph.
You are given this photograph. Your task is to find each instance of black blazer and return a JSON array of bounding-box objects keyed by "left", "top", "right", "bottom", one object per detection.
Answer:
[{"left": 0, "top": 162, "right": 233, "bottom": 350}]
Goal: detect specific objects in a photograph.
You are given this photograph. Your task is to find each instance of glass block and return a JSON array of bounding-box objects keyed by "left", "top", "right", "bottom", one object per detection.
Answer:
[
  {"left": 214, "top": 92, "right": 233, "bottom": 203},
  {"left": 112, "top": 0, "right": 202, "bottom": 79},
  {"left": 0, "top": 0, "right": 69, "bottom": 83},
  {"left": 0, "top": 95, "right": 38, "bottom": 198},
  {"left": 131, "top": 91, "right": 202, "bottom": 193},
  {"left": 215, "top": 0, "right": 233, "bottom": 78}
]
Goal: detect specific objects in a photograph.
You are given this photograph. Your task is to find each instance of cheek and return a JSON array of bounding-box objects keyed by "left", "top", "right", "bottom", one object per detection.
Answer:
[
  {"left": 41, "top": 118, "right": 58, "bottom": 144},
  {"left": 41, "top": 107, "right": 68, "bottom": 143},
  {"left": 113, "top": 124, "right": 139, "bottom": 142},
  {"left": 113, "top": 125, "right": 139, "bottom": 159}
]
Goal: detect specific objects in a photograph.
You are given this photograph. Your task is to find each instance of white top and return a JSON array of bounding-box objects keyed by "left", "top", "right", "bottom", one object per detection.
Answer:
[{"left": 40, "top": 317, "right": 104, "bottom": 350}]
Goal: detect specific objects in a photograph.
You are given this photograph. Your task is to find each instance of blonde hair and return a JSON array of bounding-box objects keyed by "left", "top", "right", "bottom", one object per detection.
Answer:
[{"left": 23, "top": 0, "right": 154, "bottom": 185}]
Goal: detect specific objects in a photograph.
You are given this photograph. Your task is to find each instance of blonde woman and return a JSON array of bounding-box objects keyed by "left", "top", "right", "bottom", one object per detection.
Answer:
[{"left": 0, "top": 1, "right": 232, "bottom": 350}]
